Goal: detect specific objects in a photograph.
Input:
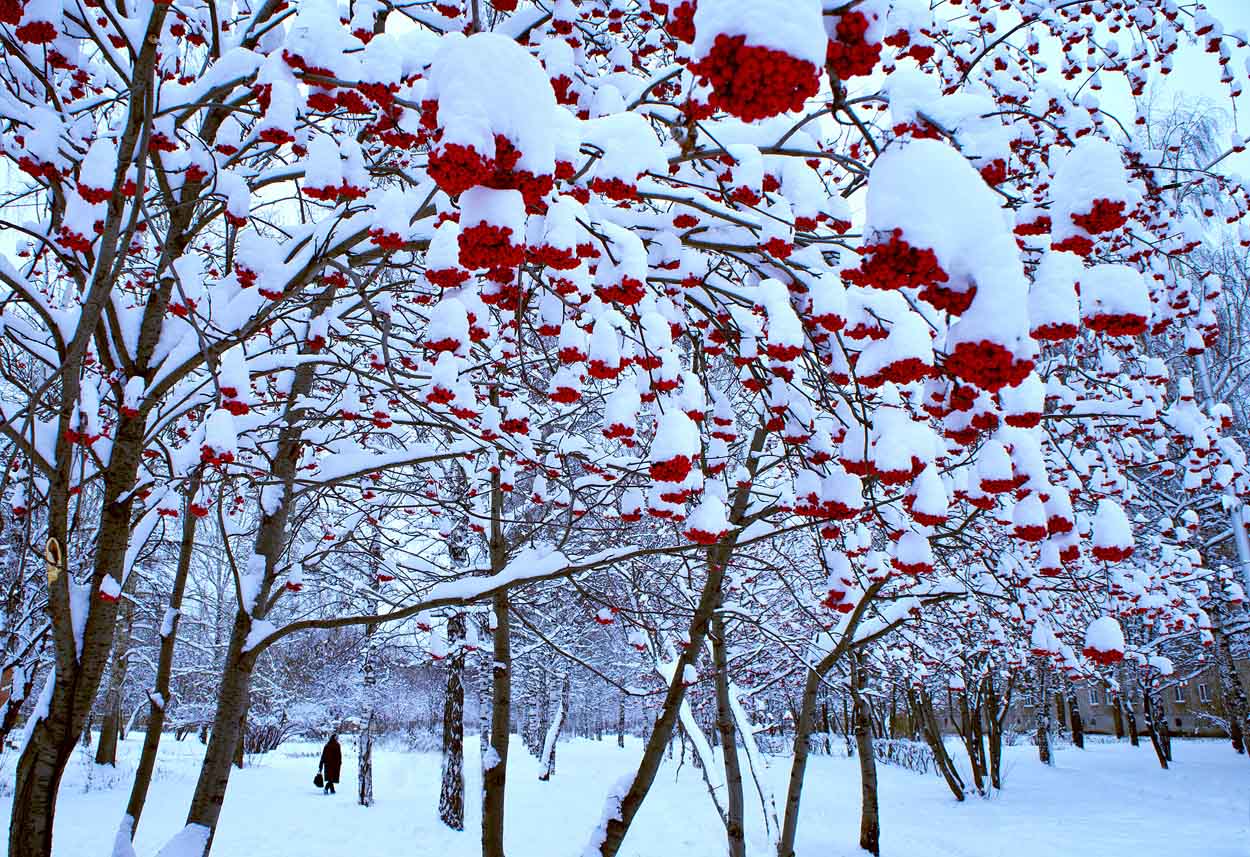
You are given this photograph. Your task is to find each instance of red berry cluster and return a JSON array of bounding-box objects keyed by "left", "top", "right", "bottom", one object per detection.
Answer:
[
  {"left": 859, "top": 356, "right": 932, "bottom": 388},
  {"left": 649, "top": 454, "right": 694, "bottom": 484},
  {"left": 826, "top": 12, "right": 881, "bottom": 80},
  {"left": 596, "top": 276, "right": 646, "bottom": 306},
  {"left": 918, "top": 283, "right": 976, "bottom": 315},
  {"left": 589, "top": 176, "right": 639, "bottom": 201},
  {"left": 691, "top": 35, "right": 821, "bottom": 122},
  {"left": 15, "top": 20, "right": 56, "bottom": 44},
  {"left": 549, "top": 385, "right": 581, "bottom": 404},
  {"left": 1051, "top": 233, "right": 1094, "bottom": 256},
  {"left": 1071, "top": 198, "right": 1127, "bottom": 234},
  {"left": 1013, "top": 214, "right": 1051, "bottom": 236},
  {"left": 1084, "top": 311, "right": 1147, "bottom": 338},
  {"left": 426, "top": 267, "right": 470, "bottom": 289},
  {"left": 528, "top": 244, "right": 580, "bottom": 270},
  {"left": 663, "top": 1, "right": 696, "bottom": 44},
  {"left": 944, "top": 341, "right": 1033, "bottom": 393},
  {"left": 428, "top": 135, "right": 552, "bottom": 210},
  {"left": 458, "top": 223, "right": 523, "bottom": 269},
  {"left": 1081, "top": 644, "right": 1124, "bottom": 666},
  {"left": 844, "top": 230, "right": 950, "bottom": 295}
]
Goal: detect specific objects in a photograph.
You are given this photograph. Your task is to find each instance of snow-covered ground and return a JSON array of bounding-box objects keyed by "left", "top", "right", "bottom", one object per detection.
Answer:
[{"left": 0, "top": 734, "right": 1243, "bottom": 856}]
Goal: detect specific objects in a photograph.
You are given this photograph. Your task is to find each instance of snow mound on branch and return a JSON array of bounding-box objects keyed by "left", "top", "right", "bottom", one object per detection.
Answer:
[
  {"left": 429, "top": 31, "right": 558, "bottom": 176},
  {"left": 692, "top": 0, "right": 825, "bottom": 64}
]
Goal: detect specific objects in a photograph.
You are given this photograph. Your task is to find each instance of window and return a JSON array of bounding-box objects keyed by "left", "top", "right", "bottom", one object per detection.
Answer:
[
  {"left": 1172, "top": 686, "right": 1186, "bottom": 704},
  {"left": 1198, "top": 684, "right": 1212, "bottom": 704},
  {"left": 1088, "top": 688, "right": 1100, "bottom": 706}
]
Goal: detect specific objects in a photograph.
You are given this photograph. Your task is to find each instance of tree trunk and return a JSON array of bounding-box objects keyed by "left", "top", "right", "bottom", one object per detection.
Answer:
[
  {"left": 1067, "top": 684, "right": 1084, "bottom": 750},
  {"left": 1111, "top": 690, "right": 1125, "bottom": 740},
  {"left": 851, "top": 658, "right": 879, "bottom": 856},
  {"left": 1213, "top": 608, "right": 1250, "bottom": 755},
  {"left": 711, "top": 611, "right": 746, "bottom": 857},
  {"left": 1119, "top": 662, "right": 1140, "bottom": 747},
  {"left": 1034, "top": 658, "right": 1052, "bottom": 766},
  {"left": 593, "top": 546, "right": 734, "bottom": 857},
  {"left": 183, "top": 612, "right": 256, "bottom": 853},
  {"left": 1142, "top": 686, "right": 1169, "bottom": 770},
  {"left": 481, "top": 592, "right": 511, "bottom": 857},
  {"left": 96, "top": 593, "right": 135, "bottom": 767},
  {"left": 8, "top": 15, "right": 177, "bottom": 854},
  {"left": 173, "top": 285, "right": 334, "bottom": 855},
  {"left": 539, "top": 672, "right": 570, "bottom": 781},
  {"left": 478, "top": 637, "right": 492, "bottom": 758},
  {"left": 955, "top": 687, "right": 985, "bottom": 796},
  {"left": 123, "top": 474, "right": 201, "bottom": 837},
  {"left": 617, "top": 694, "right": 626, "bottom": 748},
  {"left": 359, "top": 587, "right": 379, "bottom": 808},
  {"left": 439, "top": 612, "right": 466, "bottom": 828},
  {"left": 913, "top": 687, "right": 965, "bottom": 801},
  {"left": 983, "top": 673, "right": 1009, "bottom": 791}
]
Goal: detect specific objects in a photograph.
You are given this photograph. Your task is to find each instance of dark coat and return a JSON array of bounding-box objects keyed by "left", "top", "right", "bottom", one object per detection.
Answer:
[{"left": 319, "top": 737, "right": 342, "bottom": 784}]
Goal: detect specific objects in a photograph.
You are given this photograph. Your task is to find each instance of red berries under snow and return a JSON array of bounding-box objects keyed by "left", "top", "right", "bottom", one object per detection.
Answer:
[
  {"left": 425, "top": 33, "right": 558, "bottom": 208},
  {"left": 1050, "top": 138, "right": 1139, "bottom": 257},
  {"left": 1091, "top": 499, "right": 1134, "bottom": 563},
  {"left": 684, "top": 496, "right": 729, "bottom": 544},
  {"left": 1080, "top": 264, "right": 1151, "bottom": 338},
  {"left": 690, "top": 0, "right": 826, "bottom": 122},
  {"left": 458, "top": 187, "right": 525, "bottom": 270},
  {"left": 1082, "top": 616, "right": 1126, "bottom": 665},
  {"left": 650, "top": 410, "right": 700, "bottom": 484},
  {"left": 826, "top": 11, "right": 882, "bottom": 80}
]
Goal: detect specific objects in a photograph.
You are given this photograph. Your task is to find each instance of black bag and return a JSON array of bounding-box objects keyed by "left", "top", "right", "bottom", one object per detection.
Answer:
[{"left": 314, "top": 772, "right": 324, "bottom": 788}]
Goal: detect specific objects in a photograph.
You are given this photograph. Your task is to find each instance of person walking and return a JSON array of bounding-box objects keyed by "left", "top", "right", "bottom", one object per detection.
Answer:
[{"left": 318, "top": 732, "right": 342, "bottom": 795}]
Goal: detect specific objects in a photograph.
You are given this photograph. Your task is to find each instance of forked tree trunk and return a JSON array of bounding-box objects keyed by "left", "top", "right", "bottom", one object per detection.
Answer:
[
  {"left": 595, "top": 430, "right": 767, "bottom": 857},
  {"left": 439, "top": 612, "right": 467, "bottom": 828},
  {"left": 955, "top": 686, "right": 985, "bottom": 796},
  {"left": 123, "top": 473, "right": 202, "bottom": 838},
  {"left": 8, "top": 13, "right": 177, "bottom": 856},
  {"left": 850, "top": 658, "right": 879, "bottom": 856},
  {"left": 912, "top": 687, "right": 965, "bottom": 801},
  {"left": 711, "top": 611, "right": 746, "bottom": 857},
  {"left": 983, "top": 673, "right": 1011, "bottom": 791},
  {"left": 777, "top": 581, "right": 889, "bottom": 857},
  {"left": 96, "top": 593, "right": 135, "bottom": 767},
  {"left": 177, "top": 306, "right": 331, "bottom": 855}
]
